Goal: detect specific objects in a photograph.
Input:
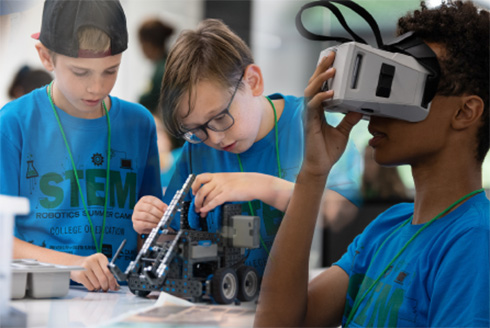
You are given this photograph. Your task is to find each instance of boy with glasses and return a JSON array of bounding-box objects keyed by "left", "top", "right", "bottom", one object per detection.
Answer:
[
  {"left": 177, "top": 72, "right": 243, "bottom": 144},
  {"left": 132, "top": 19, "right": 362, "bottom": 277}
]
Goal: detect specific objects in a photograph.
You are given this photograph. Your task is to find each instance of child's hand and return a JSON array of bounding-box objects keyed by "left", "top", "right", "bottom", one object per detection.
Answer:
[
  {"left": 70, "top": 253, "right": 120, "bottom": 292},
  {"left": 132, "top": 195, "right": 168, "bottom": 234},
  {"left": 191, "top": 172, "right": 258, "bottom": 216},
  {"left": 303, "top": 51, "right": 362, "bottom": 177}
]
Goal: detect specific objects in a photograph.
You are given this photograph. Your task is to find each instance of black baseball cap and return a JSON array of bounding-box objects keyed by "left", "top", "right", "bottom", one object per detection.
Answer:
[{"left": 32, "top": 0, "right": 128, "bottom": 58}]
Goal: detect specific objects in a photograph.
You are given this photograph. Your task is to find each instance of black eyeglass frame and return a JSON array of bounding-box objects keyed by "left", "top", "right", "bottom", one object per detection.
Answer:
[{"left": 179, "top": 73, "right": 244, "bottom": 144}]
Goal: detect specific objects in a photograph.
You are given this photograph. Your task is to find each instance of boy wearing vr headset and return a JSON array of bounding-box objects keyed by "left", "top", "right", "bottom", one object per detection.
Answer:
[
  {"left": 0, "top": 0, "right": 162, "bottom": 292},
  {"left": 255, "top": 1, "right": 489, "bottom": 327},
  {"left": 131, "top": 19, "right": 362, "bottom": 277}
]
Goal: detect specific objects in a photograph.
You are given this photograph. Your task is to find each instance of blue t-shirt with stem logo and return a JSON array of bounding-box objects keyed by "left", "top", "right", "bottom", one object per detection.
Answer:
[
  {"left": 0, "top": 86, "right": 162, "bottom": 271},
  {"left": 335, "top": 192, "right": 489, "bottom": 327}
]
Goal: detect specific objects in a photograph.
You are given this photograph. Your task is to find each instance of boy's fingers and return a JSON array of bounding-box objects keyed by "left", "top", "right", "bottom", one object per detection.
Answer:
[
  {"left": 336, "top": 112, "right": 363, "bottom": 137},
  {"left": 84, "top": 268, "right": 101, "bottom": 291},
  {"left": 305, "top": 69, "right": 335, "bottom": 99},
  {"left": 133, "top": 214, "right": 158, "bottom": 234},
  {"left": 306, "top": 90, "right": 334, "bottom": 114},
  {"left": 201, "top": 187, "right": 224, "bottom": 209},
  {"left": 135, "top": 196, "right": 167, "bottom": 214},
  {"left": 109, "top": 276, "right": 120, "bottom": 291},
  {"left": 99, "top": 257, "right": 119, "bottom": 291},
  {"left": 310, "top": 52, "right": 335, "bottom": 83},
  {"left": 200, "top": 196, "right": 224, "bottom": 214},
  {"left": 144, "top": 201, "right": 166, "bottom": 215},
  {"left": 306, "top": 51, "right": 336, "bottom": 100},
  {"left": 133, "top": 221, "right": 158, "bottom": 234},
  {"left": 194, "top": 182, "right": 217, "bottom": 211},
  {"left": 191, "top": 173, "right": 212, "bottom": 195},
  {"left": 72, "top": 271, "right": 95, "bottom": 291},
  {"left": 91, "top": 262, "right": 109, "bottom": 291},
  {"left": 133, "top": 202, "right": 165, "bottom": 221},
  {"left": 133, "top": 213, "right": 160, "bottom": 224},
  {"left": 136, "top": 195, "right": 161, "bottom": 207}
]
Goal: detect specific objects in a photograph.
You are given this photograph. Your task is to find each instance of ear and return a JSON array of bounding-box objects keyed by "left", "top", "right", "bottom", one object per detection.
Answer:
[
  {"left": 35, "top": 43, "right": 55, "bottom": 71},
  {"left": 452, "top": 95, "right": 484, "bottom": 130},
  {"left": 243, "top": 64, "right": 264, "bottom": 97}
]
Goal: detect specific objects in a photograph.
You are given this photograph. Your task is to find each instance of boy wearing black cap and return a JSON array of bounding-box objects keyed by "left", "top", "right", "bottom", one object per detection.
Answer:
[{"left": 0, "top": 0, "right": 162, "bottom": 292}]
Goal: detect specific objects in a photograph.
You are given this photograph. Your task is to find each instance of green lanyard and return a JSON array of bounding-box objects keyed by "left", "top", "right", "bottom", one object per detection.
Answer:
[
  {"left": 346, "top": 188, "right": 485, "bottom": 326},
  {"left": 236, "top": 96, "right": 282, "bottom": 256},
  {"left": 47, "top": 81, "right": 111, "bottom": 254}
]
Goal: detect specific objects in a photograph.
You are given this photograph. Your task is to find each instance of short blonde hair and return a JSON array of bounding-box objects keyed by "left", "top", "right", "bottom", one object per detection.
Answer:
[
  {"left": 77, "top": 26, "right": 111, "bottom": 53},
  {"left": 49, "top": 26, "right": 111, "bottom": 63}
]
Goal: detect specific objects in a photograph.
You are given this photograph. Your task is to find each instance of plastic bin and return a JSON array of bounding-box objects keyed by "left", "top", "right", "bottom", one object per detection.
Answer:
[
  {"left": 9, "top": 268, "right": 27, "bottom": 299},
  {"left": 11, "top": 259, "right": 84, "bottom": 299},
  {"left": 0, "top": 196, "right": 29, "bottom": 317}
]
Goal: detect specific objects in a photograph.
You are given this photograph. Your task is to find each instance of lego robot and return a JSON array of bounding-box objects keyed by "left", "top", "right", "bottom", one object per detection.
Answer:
[{"left": 108, "top": 174, "right": 261, "bottom": 304}]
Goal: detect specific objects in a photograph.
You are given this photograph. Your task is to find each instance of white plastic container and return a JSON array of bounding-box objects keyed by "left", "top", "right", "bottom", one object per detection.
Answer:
[
  {"left": 0, "top": 195, "right": 29, "bottom": 317},
  {"left": 11, "top": 259, "right": 83, "bottom": 299},
  {"left": 9, "top": 267, "right": 27, "bottom": 299}
]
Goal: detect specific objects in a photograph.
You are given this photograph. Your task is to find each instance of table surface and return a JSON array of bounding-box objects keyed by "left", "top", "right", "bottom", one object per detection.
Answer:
[
  {"left": 9, "top": 285, "right": 258, "bottom": 328},
  {"left": 7, "top": 268, "right": 327, "bottom": 328},
  {"left": 9, "top": 286, "right": 160, "bottom": 328}
]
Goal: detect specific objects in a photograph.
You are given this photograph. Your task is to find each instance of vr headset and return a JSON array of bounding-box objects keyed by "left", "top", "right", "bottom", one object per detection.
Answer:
[{"left": 296, "top": 0, "right": 440, "bottom": 122}]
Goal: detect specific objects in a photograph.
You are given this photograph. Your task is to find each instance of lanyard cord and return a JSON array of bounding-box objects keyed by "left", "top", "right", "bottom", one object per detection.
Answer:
[
  {"left": 47, "top": 81, "right": 111, "bottom": 254},
  {"left": 236, "top": 96, "right": 282, "bottom": 256},
  {"left": 346, "top": 188, "right": 485, "bottom": 326}
]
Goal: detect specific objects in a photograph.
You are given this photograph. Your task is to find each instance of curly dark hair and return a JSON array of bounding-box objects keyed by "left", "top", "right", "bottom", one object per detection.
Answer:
[{"left": 397, "top": 0, "right": 489, "bottom": 163}]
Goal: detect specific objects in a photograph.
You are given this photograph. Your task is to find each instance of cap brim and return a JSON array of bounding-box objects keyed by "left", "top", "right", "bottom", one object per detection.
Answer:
[{"left": 31, "top": 32, "right": 40, "bottom": 40}]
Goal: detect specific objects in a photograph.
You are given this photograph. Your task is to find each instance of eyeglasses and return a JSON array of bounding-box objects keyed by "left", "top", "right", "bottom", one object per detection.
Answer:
[{"left": 179, "top": 74, "right": 243, "bottom": 144}]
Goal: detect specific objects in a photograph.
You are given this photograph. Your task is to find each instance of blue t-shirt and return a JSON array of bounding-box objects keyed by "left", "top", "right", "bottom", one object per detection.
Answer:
[
  {"left": 335, "top": 192, "right": 490, "bottom": 327},
  {"left": 0, "top": 86, "right": 163, "bottom": 270},
  {"left": 161, "top": 147, "right": 183, "bottom": 193},
  {"left": 163, "top": 93, "right": 362, "bottom": 276}
]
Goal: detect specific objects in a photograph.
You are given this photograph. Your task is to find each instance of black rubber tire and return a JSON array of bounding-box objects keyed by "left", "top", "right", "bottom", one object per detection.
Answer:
[
  {"left": 131, "top": 289, "right": 151, "bottom": 298},
  {"left": 237, "top": 266, "right": 259, "bottom": 302},
  {"left": 211, "top": 267, "right": 238, "bottom": 304}
]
